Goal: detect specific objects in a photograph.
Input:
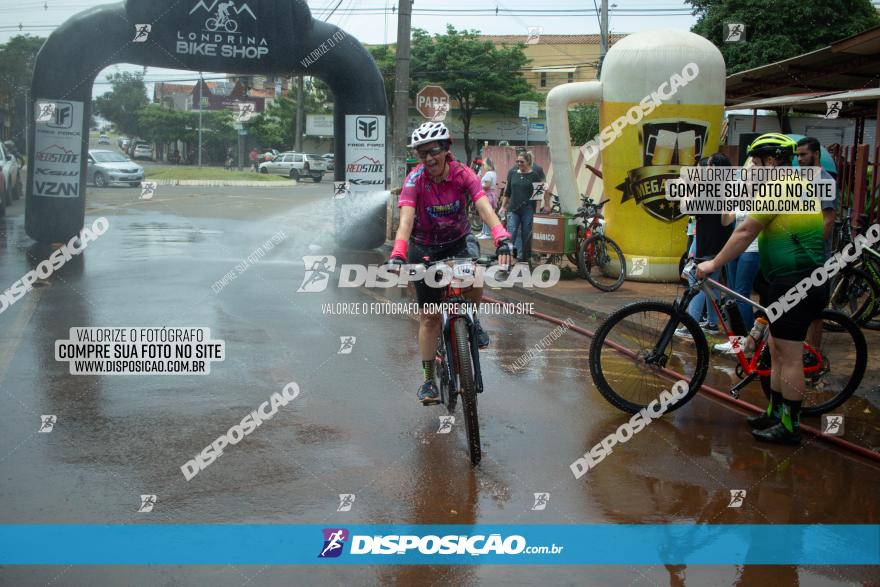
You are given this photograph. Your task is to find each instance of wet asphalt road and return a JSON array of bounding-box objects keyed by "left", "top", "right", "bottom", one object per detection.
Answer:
[{"left": 0, "top": 182, "right": 878, "bottom": 586}]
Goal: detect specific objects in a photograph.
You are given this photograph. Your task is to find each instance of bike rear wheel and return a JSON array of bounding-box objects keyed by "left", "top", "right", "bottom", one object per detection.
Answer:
[
  {"left": 758, "top": 309, "right": 867, "bottom": 415},
  {"left": 579, "top": 235, "right": 626, "bottom": 292},
  {"left": 453, "top": 319, "right": 481, "bottom": 465},
  {"left": 589, "top": 300, "right": 707, "bottom": 414}
]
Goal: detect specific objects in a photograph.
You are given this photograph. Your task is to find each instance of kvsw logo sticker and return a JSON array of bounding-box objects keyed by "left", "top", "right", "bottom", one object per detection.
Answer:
[
  {"left": 298, "top": 256, "right": 337, "bottom": 293},
  {"left": 356, "top": 117, "right": 379, "bottom": 141},
  {"left": 319, "top": 528, "right": 349, "bottom": 558}
]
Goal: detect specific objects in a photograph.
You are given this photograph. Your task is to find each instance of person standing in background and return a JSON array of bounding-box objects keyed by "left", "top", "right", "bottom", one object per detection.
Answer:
[
  {"left": 499, "top": 151, "right": 545, "bottom": 262},
  {"left": 675, "top": 153, "right": 733, "bottom": 338},
  {"left": 713, "top": 206, "right": 760, "bottom": 353},
  {"left": 249, "top": 147, "right": 259, "bottom": 172},
  {"left": 478, "top": 159, "right": 498, "bottom": 239}
]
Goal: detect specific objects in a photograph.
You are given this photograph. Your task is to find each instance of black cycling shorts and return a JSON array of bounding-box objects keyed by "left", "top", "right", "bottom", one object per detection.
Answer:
[
  {"left": 761, "top": 268, "right": 830, "bottom": 341},
  {"left": 408, "top": 234, "right": 479, "bottom": 307}
]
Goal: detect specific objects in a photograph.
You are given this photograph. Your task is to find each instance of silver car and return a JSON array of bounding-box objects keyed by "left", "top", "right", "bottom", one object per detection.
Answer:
[
  {"left": 87, "top": 149, "right": 144, "bottom": 187},
  {"left": 259, "top": 152, "right": 326, "bottom": 182}
]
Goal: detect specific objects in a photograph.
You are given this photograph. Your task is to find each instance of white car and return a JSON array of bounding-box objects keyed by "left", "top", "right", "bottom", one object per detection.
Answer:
[
  {"left": 132, "top": 144, "right": 154, "bottom": 160},
  {"left": 98, "top": 134, "right": 111, "bottom": 145},
  {"left": 259, "top": 152, "right": 326, "bottom": 182},
  {"left": 0, "top": 141, "right": 22, "bottom": 208}
]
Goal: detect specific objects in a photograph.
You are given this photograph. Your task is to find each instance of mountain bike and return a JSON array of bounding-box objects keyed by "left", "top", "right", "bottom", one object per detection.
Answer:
[
  {"left": 574, "top": 198, "right": 626, "bottom": 291},
  {"left": 412, "top": 254, "right": 507, "bottom": 465},
  {"left": 827, "top": 212, "right": 880, "bottom": 327},
  {"left": 589, "top": 261, "right": 867, "bottom": 416}
]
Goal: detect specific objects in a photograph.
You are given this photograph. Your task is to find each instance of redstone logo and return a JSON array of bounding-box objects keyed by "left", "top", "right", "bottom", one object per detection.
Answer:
[
  {"left": 36, "top": 144, "right": 79, "bottom": 164},
  {"left": 347, "top": 156, "right": 384, "bottom": 174}
]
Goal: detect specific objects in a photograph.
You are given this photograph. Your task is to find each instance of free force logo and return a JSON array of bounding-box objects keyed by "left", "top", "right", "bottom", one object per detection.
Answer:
[
  {"left": 319, "top": 528, "right": 349, "bottom": 558},
  {"left": 46, "top": 102, "right": 73, "bottom": 129},
  {"left": 356, "top": 117, "right": 379, "bottom": 141}
]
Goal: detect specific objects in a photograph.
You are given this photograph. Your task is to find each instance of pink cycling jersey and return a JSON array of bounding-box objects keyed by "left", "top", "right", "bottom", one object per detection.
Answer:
[{"left": 399, "top": 159, "right": 486, "bottom": 246}]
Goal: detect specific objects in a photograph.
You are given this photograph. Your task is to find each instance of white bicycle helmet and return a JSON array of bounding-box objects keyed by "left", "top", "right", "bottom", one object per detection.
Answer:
[{"left": 409, "top": 121, "right": 452, "bottom": 148}]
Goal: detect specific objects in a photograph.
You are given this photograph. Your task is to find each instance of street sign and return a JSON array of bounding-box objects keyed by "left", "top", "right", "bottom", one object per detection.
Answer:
[
  {"left": 416, "top": 85, "right": 450, "bottom": 120},
  {"left": 519, "top": 100, "right": 539, "bottom": 119}
]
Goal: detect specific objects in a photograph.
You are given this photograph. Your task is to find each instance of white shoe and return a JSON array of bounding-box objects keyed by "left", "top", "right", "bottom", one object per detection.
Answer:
[
  {"left": 674, "top": 326, "right": 692, "bottom": 339},
  {"left": 714, "top": 341, "right": 734, "bottom": 353},
  {"left": 477, "top": 234, "right": 491, "bottom": 240}
]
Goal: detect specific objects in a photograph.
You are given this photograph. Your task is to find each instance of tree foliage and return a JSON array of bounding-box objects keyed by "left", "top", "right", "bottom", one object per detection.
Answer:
[
  {"left": 368, "top": 44, "right": 396, "bottom": 115},
  {"left": 0, "top": 35, "right": 45, "bottom": 150},
  {"left": 568, "top": 104, "right": 600, "bottom": 147},
  {"left": 411, "top": 25, "right": 539, "bottom": 162},
  {"left": 94, "top": 72, "right": 149, "bottom": 138},
  {"left": 244, "top": 80, "right": 331, "bottom": 149},
  {"left": 687, "top": 0, "right": 880, "bottom": 73}
]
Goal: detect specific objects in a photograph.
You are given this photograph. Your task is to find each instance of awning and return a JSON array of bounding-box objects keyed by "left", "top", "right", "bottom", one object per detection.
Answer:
[{"left": 726, "top": 88, "right": 880, "bottom": 115}]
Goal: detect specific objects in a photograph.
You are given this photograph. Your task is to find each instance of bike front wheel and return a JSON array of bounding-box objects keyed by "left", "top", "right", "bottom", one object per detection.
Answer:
[
  {"left": 758, "top": 309, "right": 867, "bottom": 415},
  {"left": 578, "top": 235, "right": 626, "bottom": 292},
  {"left": 827, "top": 267, "right": 878, "bottom": 327},
  {"left": 453, "top": 319, "right": 481, "bottom": 465},
  {"left": 589, "top": 301, "right": 707, "bottom": 414}
]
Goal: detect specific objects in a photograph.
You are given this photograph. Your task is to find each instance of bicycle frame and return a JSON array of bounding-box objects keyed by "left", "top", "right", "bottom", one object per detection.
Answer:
[
  {"left": 428, "top": 258, "right": 488, "bottom": 396},
  {"left": 668, "top": 266, "right": 824, "bottom": 398}
]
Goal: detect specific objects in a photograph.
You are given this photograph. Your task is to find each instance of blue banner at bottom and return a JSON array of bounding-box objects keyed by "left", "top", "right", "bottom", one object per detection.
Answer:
[{"left": 0, "top": 525, "right": 877, "bottom": 565}]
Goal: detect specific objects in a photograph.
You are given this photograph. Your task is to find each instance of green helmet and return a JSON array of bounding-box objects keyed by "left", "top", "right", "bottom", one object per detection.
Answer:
[{"left": 747, "top": 133, "right": 797, "bottom": 160}]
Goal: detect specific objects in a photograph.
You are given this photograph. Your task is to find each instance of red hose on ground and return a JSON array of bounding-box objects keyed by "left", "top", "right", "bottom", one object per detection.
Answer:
[{"left": 484, "top": 296, "right": 880, "bottom": 465}]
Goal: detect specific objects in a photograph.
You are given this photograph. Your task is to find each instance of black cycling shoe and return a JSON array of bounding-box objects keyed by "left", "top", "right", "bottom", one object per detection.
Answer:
[
  {"left": 474, "top": 321, "right": 490, "bottom": 348},
  {"left": 417, "top": 380, "right": 441, "bottom": 405},
  {"left": 752, "top": 423, "right": 801, "bottom": 445},
  {"left": 746, "top": 413, "right": 780, "bottom": 430}
]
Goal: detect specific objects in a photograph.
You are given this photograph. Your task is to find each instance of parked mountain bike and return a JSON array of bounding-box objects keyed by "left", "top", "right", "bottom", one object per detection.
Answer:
[
  {"left": 589, "top": 260, "right": 867, "bottom": 416},
  {"left": 574, "top": 197, "right": 626, "bottom": 291},
  {"left": 827, "top": 212, "right": 880, "bottom": 328},
  {"left": 412, "top": 254, "right": 508, "bottom": 465}
]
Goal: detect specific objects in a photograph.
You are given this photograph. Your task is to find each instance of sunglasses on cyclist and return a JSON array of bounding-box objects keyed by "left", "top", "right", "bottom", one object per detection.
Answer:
[{"left": 415, "top": 146, "right": 446, "bottom": 159}]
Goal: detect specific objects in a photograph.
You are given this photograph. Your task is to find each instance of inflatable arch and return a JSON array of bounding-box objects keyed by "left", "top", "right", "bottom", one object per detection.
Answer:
[{"left": 26, "top": 0, "right": 387, "bottom": 249}]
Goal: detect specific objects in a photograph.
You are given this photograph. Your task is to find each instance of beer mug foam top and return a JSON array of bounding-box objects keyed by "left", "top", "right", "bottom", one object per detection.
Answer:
[{"left": 546, "top": 30, "right": 725, "bottom": 281}]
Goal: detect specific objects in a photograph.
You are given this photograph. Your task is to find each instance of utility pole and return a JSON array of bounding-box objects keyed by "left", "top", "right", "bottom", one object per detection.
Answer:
[
  {"left": 391, "top": 0, "right": 413, "bottom": 190},
  {"left": 599, "top": 0, "right": 609, "bottom": 76},
  {"left": 295, "top": 76, "right": 304, "bottom": 152},
  {"left": 198, "top": 72, "right": 203, "bottom": 168}
]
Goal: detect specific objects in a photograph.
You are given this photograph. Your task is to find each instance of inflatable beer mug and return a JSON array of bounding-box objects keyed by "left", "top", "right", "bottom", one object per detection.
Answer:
[{"left": 546, "top": 30, "right": 725, "bottom": 281}]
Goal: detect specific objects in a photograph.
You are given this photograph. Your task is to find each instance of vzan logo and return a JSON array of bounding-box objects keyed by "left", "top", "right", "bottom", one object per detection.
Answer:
[{"left": 178, "top": 0, "right": 268, "bottom": 59}]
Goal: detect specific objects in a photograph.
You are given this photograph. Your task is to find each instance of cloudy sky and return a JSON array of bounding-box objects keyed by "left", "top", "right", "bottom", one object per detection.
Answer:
[{"left": 0, "top": 0, "right": 698, "bottom": 97}]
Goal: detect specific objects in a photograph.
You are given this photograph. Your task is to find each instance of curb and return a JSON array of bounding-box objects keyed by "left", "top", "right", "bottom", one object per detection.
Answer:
[{"left": 149, "top": 179, "right": 295, "bottom": 188}]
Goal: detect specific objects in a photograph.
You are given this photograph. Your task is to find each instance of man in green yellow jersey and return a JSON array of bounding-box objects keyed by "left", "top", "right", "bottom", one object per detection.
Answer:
[{"left": 697, "top": 133, "right": 827, "bottom": 444}]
